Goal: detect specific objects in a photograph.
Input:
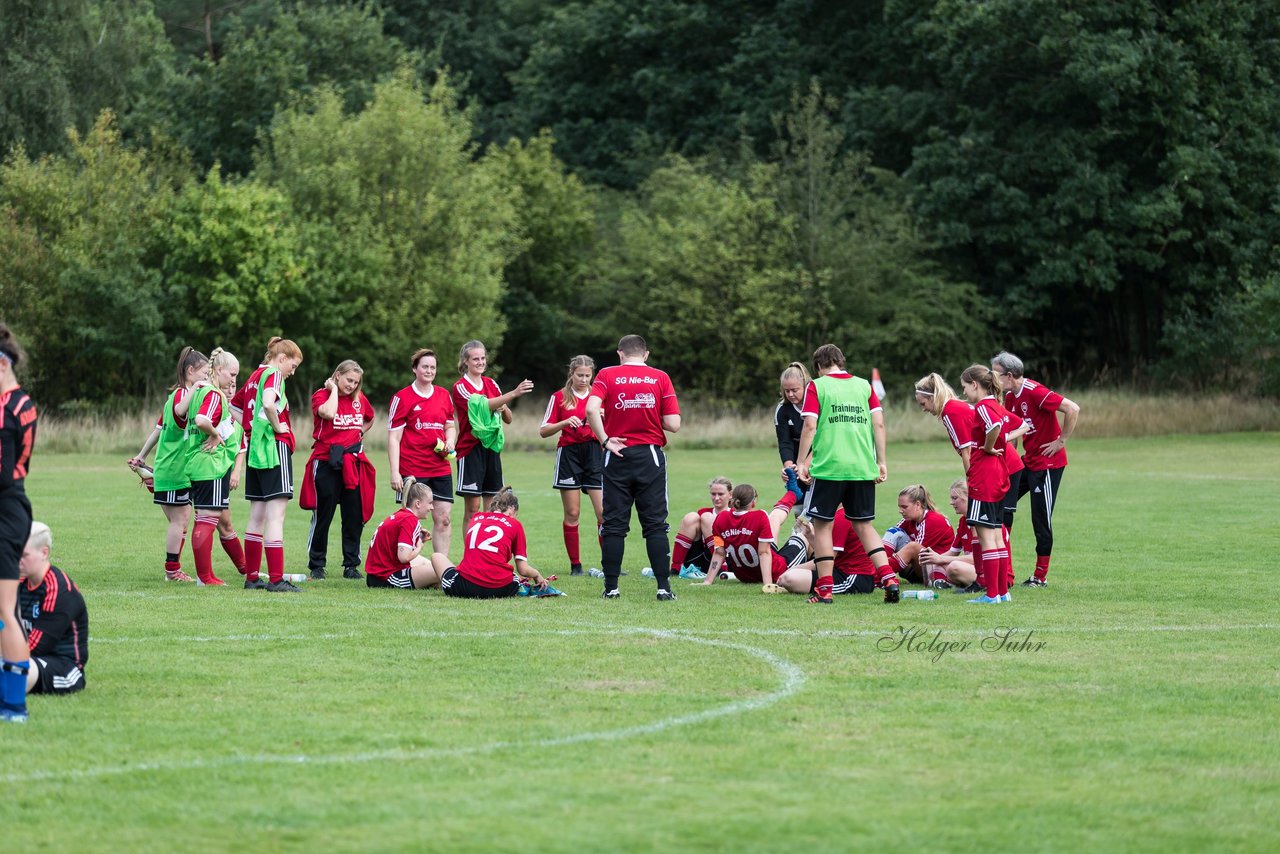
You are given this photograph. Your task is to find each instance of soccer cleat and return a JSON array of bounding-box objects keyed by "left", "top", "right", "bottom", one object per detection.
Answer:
[
  {"left": 1021, "top": 576, "right": 1048, "bottom": 588},
  {"left": 966, "top": 594, "right": 1002, "bottom": 604},
  {"left": 655, "top": 589, "right": 677, "bottom": 601},
  {"left": 266, "top": 580, "right": 303, "bottom": 593},
  {"left": 310, "top": 568, "right": 327, "bottom": 580},
  {"left": 641, "top": 567, "right": 655, "bottom": 578},
  {"left": 601, "top": 589, "right": 620, "bottom": 600},
  {"left": 954, "top": 581, "right": 984, "bottom": 594},
  {"left": 587, "top": 568, "right": 605, "bottom": 578},
  {"left": 806, "top": 591, "right": 833, "bottom": 604},
  {"left": 999, "top": 593, "right": 1012, "bottom": 602},
  {"left": 343, "top": 567, "right": 363, "bottom": 580},
  {"left": 243, "top": 575, "right": 268, "bottom": 590},
  {"left": 196, "top": 576, "right": 226, "bottom": 587},
  {"left": 165, "top": 568, "right": 195, "bottom": 583},
  {"left": 570, "top": 564, "right": 584, "bottom": 576},
  {"left": 883, "top": 583, "right": 901, "bottom": 604},
  {"left": 0, "top": 706, "right": 29, "bottom": 724},
  {"left": 679, "top": 565, "right": 707, "bottom": 580},
  {"left": 930, "top": 578, "right": 955, "bottom": 591},
  {"left": 534, "top": 584, "right": 566, "bottom": 598}
]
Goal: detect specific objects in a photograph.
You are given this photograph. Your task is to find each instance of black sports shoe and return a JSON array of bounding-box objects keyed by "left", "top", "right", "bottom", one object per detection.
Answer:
[
  {"left": 310, "top": 568, "right": 326, "bottom": 580},
  {"left": 570, "top": 564, "right": 584, "bottom": 576},
  {"left": 602, "top": 589, "right": 620, "bottom": 600},
  {"left": 343, "top": 567, "right": 363, "bottom": 580},
  {"left": 954, "top": 581, "right": 984, "bottom": 594},
  {"left": 883, "top": 583, "right": 901, "bottom": 604},
  {"left": 266, "top": 580, "right": 302, "bottom": 593},
  {"left": 244, "top": 576, "right": 268, "bottom": 590},
  {"left": 1021, "top": 576, "right": 1048, "bottom": 588},
  {"left": 655, "top": 589, "right": 677, "bottom": 602},
  {"left": 806, "top": 592, "right": 833, "bottom": 604},
  {"left": 930, "top": 578, "right": 955, "bottom": 591}
]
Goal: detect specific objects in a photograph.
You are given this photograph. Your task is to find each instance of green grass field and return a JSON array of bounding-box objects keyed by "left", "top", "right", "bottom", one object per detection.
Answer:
[{"left": 5, "top": 434, "right": 1279, "bottom": 852}]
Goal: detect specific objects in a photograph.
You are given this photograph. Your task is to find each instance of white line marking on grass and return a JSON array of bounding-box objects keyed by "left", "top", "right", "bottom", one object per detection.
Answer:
[{"left": 2, "top": 628, "right": 804, "bottom": 784}]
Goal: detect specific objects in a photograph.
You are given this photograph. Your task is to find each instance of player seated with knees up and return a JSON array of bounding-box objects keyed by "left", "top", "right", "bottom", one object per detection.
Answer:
[
  {"left": 880, "top": 484, "right": 955, "bottom": 585},
  {"left": 668, "top": 476, "right": 733, "bottom": 580},
  {"left": 430, "top": 487, "right": 552, "bottom": 599},
  {"left": 364, "top": 478, "right": 442, "bottom": 590},
  {"left": 919, "top": 480, "right": 978, "bottom": 591},
  {"left": 700, "top": 484, "right": 812, "bottom": 594},
  {"left": 15, "top": 522, "right": 88, "bottom": 696}
]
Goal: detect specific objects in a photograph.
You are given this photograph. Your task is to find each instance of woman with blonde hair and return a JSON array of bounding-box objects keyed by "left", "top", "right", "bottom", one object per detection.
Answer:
[
  {"left": 539, "top": 355, "right": 604, "bottom": 575},
  {"left": 880, "top": 484, "right": 955, "bottom": 585},
  {"left": 775, "top": 361, "right": 812, "bottom": 500}
]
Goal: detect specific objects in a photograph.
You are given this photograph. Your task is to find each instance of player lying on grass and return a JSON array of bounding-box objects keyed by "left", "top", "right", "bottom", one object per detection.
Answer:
[
  {"left": 880, "top": 484, "right": 954, "bottom": 585},
  {"left": 668, "top": 476, "right": 733, "bottom": 581},
  {"left": 432, "top": 487, "right": 554, "bottom": 599},
  {"left": 699, "top": 484, "right": 812, "bottom": 594}
]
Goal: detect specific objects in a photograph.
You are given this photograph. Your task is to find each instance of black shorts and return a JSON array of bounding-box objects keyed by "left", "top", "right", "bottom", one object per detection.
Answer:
[
  {"left": 0, "top": 489, "right": 32, "bottom": 581},
  {"left": 833, "top": 569, "right": 876, "bottom": 595},
  {"left": 190, "top": 471, "right": 232, "bottom": 510},
  {"left": 776, "top": 533, "right": 809, "bottom": 568},
  {"left": 682, "top": 537, "right": 712, "bottom": 571},
  {"left": 30, "top": 655, "right": 86, "bottom": 694},
  {"left": 966, "top": 498, "right": 1004, "bottom": 530},
  {"left": 440, "top": 566, "right": 519, "bottom": 599},
  {"left": 366, "top": 568, "right": 415, "bottom": 589},
  {"left": 803, "top": 479, "right": 875, "bottom": 522},
  {"left": 245, "top": 443, "right": 294, "bottom": 501},
  {"left": 398, "top": 474, "right": 453, "bottom": 505},
  {"left": 552, "top": 443, "right": 604, "bottom": 491},
  {"left": 153, "top": 487, "right": 191, "bottom": 507},
  {"left": 456, "top": 446, "right": 503, "bottom": 497}
]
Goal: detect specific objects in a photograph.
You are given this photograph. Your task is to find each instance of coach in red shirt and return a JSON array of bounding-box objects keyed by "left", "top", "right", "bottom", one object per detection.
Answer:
[
  {"left": 586, "top": 335, "right": 681, "bottom": 600},
  {"left": 991, "top": 351, "right": 1080, "bottom": 587}
]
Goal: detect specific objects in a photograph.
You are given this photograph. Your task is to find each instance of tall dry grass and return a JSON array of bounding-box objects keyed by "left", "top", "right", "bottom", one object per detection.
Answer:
[{"left": 35, "top": 390, "right": 1280, "bottom": 456}]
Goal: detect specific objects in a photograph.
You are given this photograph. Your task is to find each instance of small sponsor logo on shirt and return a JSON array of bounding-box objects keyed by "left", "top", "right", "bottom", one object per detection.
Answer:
[{"left": 614, "top": 392, "right": 656, "bottom": 410}]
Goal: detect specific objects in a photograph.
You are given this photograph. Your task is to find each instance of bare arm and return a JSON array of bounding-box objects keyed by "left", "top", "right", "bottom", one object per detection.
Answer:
[
  {"left": 129, "top": 425, "right": 163, "bottom": 467},
  {"left": 662, "top": 413, "right": 681, "bottom": 433},
  {"left": 796, "top": 416, "right": 818, "bottom": 482},
  {"left": 261, "top": 386, "right": 287, "bottom": 433},
  {"left": 1040, "top": 397, "right": 1080, "bottom": 456},
  {"left": 587, "top": 395, "right": 624, "bottom": 456},
  {"left": 488, "top": 379, "right": 535, "bottom": 413},
  {"left": 315, "top": 380, "right": 339, "bottom": 420},
  {"left": 700, "top": 547, "right": 725, "bottom": 585},
  {"left": 982, "top": 422, "right": 1002, "bottom": 455},
  {"left": 387, "top": 428, "right": 404, "bottom": 492},
  {"left": 514, "top": 557, "right": 547, "bottom": 589}
]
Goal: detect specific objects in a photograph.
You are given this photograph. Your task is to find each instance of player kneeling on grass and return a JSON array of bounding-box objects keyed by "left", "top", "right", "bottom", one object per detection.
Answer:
[
  {"left": 432, "top": 487, "right": 553, "bottom": 599},
  {"left": 16, "top": 522, "right": 88, "bottom": 696},
  {"left": 880, "top": 484, "right": 954, "bottom": 585},
  {"left": 700, "top": 484, "right": 812, "bottom": 594},
  {"left": 364, "top": 478, "right": 442, "bottom": 590}
]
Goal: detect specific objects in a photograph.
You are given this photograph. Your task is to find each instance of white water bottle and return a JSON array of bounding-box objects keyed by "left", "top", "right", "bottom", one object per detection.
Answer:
[
  {"left": 902, "top": 590, "right": 937, "bottom": 600},
  {"left": 281, "top": 573, "right": 308, "bottom": 584}
]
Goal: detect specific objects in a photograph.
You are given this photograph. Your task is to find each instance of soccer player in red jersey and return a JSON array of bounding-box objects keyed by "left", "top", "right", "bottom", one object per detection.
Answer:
[
  {"left": 540, "top": 355, "right": 605, "bottom": 576},
  {"left": 128, "top": 347, "right": 209, "bottom": 583},
  {"left": 242, "top": 337, "right": 303, "bottom": 593},
  {"left": 185, "top": 348, "right": 247, "bottom": 586},
  {"left": 914, "top": 372, "right": 976, "bottom": 466},
  {"left": 668, "top": 476, "right": 733, "bottom": 580},
  {"left": 431, "top": 487, "right": 550, "bottom": 599},
  {"left": 303, "top": 360, "right": 375, "bottom": 580},
  {"left": 585, "top": 334, "right": 682, "bottom": 600},
  {"left": 959, "top": 364, "right": 1027, "bottom": 603},
  {"left": 388, "top": 348, "right": 457, "bottom": 555},
  {"left": 0, "top": 323, "right": 38, "bottom": 722},
  {"left": 364, "top": 478, "right": 444, "bottom": 590},
  {"left": 451, "top": 340, "right": 534, "bottom": 532},
  {"left": 16, "top": 523, "right": 88, "bottom": 697},
  {"left": 920, "top": 480, "right": 983, "bottom": 590},
  {"left": 992, "top": 351, "right": 1081, "bottom": 587},
  {"left": 700, "top": 484, "right": 812, "bottom": 593},
  {"left": 881, "top": 484, "right": 955, "bottom": 585}
]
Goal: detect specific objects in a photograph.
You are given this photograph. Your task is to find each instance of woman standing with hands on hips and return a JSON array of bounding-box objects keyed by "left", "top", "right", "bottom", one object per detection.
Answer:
[
  {"left": 388, "top": 349, "right": 457, "bottom": 555},
  {"left": 184, "top": 347, "right": 247, "bottom": 586},
  {"left": 451, "top": 340, "right": 534, "bottom": 532},
  {"left": 539, "top": 355, "right": 604, "bottom": 576},
  {"left": 0, "top": 324, "right": 38, "bottom": 723},
  {"left": 302, "top": 360, "right": 375, "bottom": 580}
]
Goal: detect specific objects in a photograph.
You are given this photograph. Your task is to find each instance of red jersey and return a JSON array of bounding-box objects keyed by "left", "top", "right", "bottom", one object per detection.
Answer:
[
  {"left": 311, "top": 389, "right": 373, "bottom": 452},
  {"left": 259, "top": 366, "right": 295, "bottom": 452},
  {"left": 451, "top": 375, "right": 503, "bottom": 456},
  {"left": 364, "top": 508, "right": 424, "bottom": 579},
  {"left": 895, "top": 509, "right": 955, "bottom": 554},
  {"left": 388, "top": 384, "right": 455, "bottom": 478},
  {"left": 541, "top": 389, "right": 594, "bottom": 447},
  {"left": 832, "top": 509, "right": 874, "bottom": 576},
  {"left": 458, "top": 512, "right": 528, "bottom": 588},
  {"left": 1005, "top": 378, "right": 1067, "bottom": 471},
  {"left": 236, "top": 366, "right": 263, "bottom": 436},
  {"left": 156, "top": 386, "right": 191, "bottom": 430},
  {"left": 712, "top": 509, "right": 786, "bottom": 584},
  {"left": 951, "top": 517, "right": 974, "bottom": 554},
  {"left": 997, "top": 402, "right": 1025, "bottom": 478},
  {"left": 590, "top": 363, "right": 680, "bottom": 448},
  {"left": 968, "top": 397, "right": 1010, "bottom": 501},
  {"left": 940, "top": 399, "right": 975, "bottom": 455}
]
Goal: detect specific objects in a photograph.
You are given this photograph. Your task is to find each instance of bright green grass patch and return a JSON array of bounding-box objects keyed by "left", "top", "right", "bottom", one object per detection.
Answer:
[{"left": 4, "top": 435, "right": 1279, "bottom": 851}]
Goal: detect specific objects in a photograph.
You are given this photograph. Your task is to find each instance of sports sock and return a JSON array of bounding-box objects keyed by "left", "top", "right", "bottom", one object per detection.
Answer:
[
  {"left": 1035, "top": 555, "right": 1050, "bottom": 580},
  {"left": 164, "top": 551, "right": 181, "bottom": 575},
  {"left": 244, "top": 533, "right": 264, "bottom": 579},
  {"left": 1, "top": 660, "right": 29, "bottom": 712},
  {"left": 929, "top": 569, "right": 948, "bottom": 582},
  {"left": 814, "top": 556, "right": 834, "bottom": 598},
  {"left": 867, "top": 546, "right": 898, "bottom": 587},
  {"left": 1002, "top": 551, "right": 1013, "bottom": 596},
  {"left": 773, "top": 491, "right": 797, "bottom": 512},
  {"left": 221, "top": 531, "right": 246, "bottom": 573},
  {"left": 265, "top": 540, "right": 285, "bottom": 583},
  {"left": 600, "top": 535, "right": 625, "bottom": 591},
  {"left": 981, "top": 549, "right": 1002, "bottom": 598},
  {"left": 671, "top": 533, "right": 693, "bottom": 571},
  {"left": 192, "top": 515, "right": 218, "bottom": 583},
  {"left": 645, "top": 534, "right": 672, "bottom": 591},
  {"left": 971, "top": 541, "right": 984, "bottom": 588},
  {"left": 562, "top": 522, "right": 580, "bottom": 565}
]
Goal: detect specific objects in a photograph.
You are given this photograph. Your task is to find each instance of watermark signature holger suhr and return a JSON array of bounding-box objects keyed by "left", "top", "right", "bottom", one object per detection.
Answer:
[{"left": 877, "top": 626, "right": 1047, "bottom": 663}]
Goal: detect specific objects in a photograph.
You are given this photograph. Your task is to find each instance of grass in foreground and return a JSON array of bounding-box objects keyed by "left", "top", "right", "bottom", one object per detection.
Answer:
[{"left": 3, "top": 434, "right": 1279, "bottom": 852}]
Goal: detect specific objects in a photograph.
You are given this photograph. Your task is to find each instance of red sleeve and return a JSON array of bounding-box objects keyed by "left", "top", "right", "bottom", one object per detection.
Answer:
[
  {"left": 198, "top": 390, "right": 223, "bottom": 423},
  {"left": 752, "top": 511, "right": 775, "bottom": 544},
  {"left": 360, "top": 392, "right": 375, "bottom": 423},
  {"left": 541, "top": 393, "right": 559, "bottom": 428},
  {"left": 868, "top": 388, "right": 881, "bottom": 412},
  {"left": 310, "top": 388, "right": 328, "bottom": 415},
  {"left": 1032, "top": 383, "right": 1062, "bottom": 412},
  {"left": 661, "top": 374, "right": 680, "bottom": 416},
  {"left": 590, "top": 376, "right": 608, "bottom": 401},
  {"left": 396, "top": 513, "right": 420, "bottom": 550},
  {"left": 388, "top": 390, "right": 408, "bottom": 431},
  {"left": 513, "top": 521, "right": 528, "bottom": 562},
  {"left": 230, "top": 383, "right": 247, "bottom": 412},
  {"left": 266, "top": 370, "right": 282, "bottom": 395},
  {"left": 800, "top": 382, "right": 820, "bottom": 418}
]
